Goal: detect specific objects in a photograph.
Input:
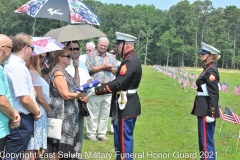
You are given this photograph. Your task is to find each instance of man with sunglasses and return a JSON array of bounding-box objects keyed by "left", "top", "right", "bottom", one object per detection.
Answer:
[
  {"left": 0, "top": 34, "right": 21, "bottom": 156},
  {"left": 65, "top": 41, "right": 91, "bottom": 153},
  {"left": 3, "top": 33, "right": 41, "bottom": 159}
]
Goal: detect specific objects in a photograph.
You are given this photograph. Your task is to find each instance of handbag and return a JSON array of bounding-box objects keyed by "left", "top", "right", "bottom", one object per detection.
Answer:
[
  {"left": 79, "top": 101, "right": 90, "bottom": 117},
  {"left": 47, "top": 118, "right": 63, "bottom": 140}
]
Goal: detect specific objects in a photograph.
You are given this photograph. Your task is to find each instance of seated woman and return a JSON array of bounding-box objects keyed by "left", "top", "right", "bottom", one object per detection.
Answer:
[{"left": 47, "top": 47, "right": 88, "bottom": 158}]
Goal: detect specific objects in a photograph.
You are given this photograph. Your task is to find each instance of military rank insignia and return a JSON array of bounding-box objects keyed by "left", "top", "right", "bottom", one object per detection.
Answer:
[
  {"left": 120, "top": 64, "right": 127, "bottom": 75},
  {"left": 209, "top": 74, "right": 216, "bottom": 81}
]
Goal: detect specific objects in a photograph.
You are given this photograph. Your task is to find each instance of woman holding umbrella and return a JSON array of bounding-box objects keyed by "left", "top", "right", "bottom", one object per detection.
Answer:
[{"left": 47, "top": 47, "right": 88, "bottom": 158}]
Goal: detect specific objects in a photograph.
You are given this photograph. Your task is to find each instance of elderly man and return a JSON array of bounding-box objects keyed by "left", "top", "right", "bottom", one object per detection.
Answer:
[
  {"left": 85, "top": 37, "right": 118, "bottom": 141},
  {"left": 4, "top": 33, "right": 41, "bottom": 159},
  {"left": 94, "top": 32, "right": 142, "bottom": 160},
  {"left": 65, "top": 41, "right": 91, "bottom": 153},
  {"left": 0, "top": 34, "right": 21, "bottom": 154},
  {"left": 79, "top": 41, "right": 96, "bottom": 63}
]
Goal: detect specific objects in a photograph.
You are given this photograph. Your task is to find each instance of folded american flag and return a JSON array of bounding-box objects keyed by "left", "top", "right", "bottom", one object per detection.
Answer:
[{"left": 76, "top": 79, "right": 100, "bottom": 92}]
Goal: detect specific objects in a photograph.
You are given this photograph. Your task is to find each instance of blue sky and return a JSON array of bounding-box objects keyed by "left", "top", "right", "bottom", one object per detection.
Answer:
[{"left": 99, "top": 0, "right": 240, "bottom": 10}]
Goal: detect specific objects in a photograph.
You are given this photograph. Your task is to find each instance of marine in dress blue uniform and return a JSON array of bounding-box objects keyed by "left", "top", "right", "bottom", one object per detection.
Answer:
[
  {"left": 94, "top": 32, "right": 142, "bottom": 160},
  {"left": 191, "top": 42, "right": 221, "bottom": 160}
]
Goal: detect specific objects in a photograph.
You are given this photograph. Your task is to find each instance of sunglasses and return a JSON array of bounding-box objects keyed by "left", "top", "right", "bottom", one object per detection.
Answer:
[
  {"left": 61, "top": 54, "right": 71, "bottom": 59},
  {"left": 27, "top": 45, "right": 34, "bottom": 52},
  {"left": 109, "top": 52, "right": 116, "bottom": 54},
  {"left": 69, "top": 48, "right": 80, "bottom": 51}
]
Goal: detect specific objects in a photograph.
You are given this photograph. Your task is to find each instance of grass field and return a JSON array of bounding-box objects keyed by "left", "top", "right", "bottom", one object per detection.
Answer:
[{"left": 81, "top": 65, "right": 240, "bottom": 160}]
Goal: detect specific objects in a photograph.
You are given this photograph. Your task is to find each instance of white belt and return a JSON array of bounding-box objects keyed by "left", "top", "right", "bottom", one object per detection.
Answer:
[
  {"left": 197, "top": 84, "right": 209, "bottom": 96},
  {"left": 125, "top": 89, "right": 137, "bottom": 94},
  {"left": 197, "top": 92, "right": 209, "bottom": 96}
]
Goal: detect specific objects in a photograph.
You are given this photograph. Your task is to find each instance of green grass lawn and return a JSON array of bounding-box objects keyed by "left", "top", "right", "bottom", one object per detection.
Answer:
[{"left": 81, "top": 65, "right": 240, "bottom": 160}]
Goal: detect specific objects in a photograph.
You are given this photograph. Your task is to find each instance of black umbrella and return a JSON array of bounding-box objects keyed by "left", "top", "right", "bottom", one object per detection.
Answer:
[{"left": 14, "top": 0, "right": 102, "bottom": 25}]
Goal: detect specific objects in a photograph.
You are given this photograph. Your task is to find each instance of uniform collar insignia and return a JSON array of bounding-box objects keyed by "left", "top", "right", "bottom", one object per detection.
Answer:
[
  {"left": 203, "top": 61, "right": 214, "bottom": 68},
  {"left": 123, "top": 50, "right": 134, "bottom": 59}
]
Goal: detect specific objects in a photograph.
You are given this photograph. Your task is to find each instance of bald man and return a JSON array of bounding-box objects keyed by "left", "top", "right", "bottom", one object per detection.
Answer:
[{"left": 0, "top": 34, "right": 21, "bottom": 153}]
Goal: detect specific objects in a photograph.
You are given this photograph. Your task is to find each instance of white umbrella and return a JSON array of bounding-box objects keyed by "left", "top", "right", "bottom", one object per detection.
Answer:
[
  {"left": 44, "top": 24, "right": 106, "bottom": 42},
  {"left": 32, "top": 37, "right": 64, "bottom": 55}
]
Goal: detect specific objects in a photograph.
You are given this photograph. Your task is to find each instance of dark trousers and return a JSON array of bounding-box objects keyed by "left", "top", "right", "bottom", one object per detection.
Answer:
[
  {"left": 198, "top": 116, "right": 216, "bottom": 160},
  {"left": 0, "top": 137, "right": 6, "bottom": 160},
  {"left": 0, "top": 136, "right": 6, "bottom": 151},
  {"left": 78, "top": 113, "right": 84, "bottom": 153},
  {"left": 113, "top": 117, "right": 136, "bottom": 160},
  {"left": 4, "top": 113, "right": 34, "bottom": 160}
]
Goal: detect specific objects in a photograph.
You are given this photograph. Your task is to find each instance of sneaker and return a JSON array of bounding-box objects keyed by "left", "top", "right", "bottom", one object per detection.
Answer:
[
  {"left": 88, "top": 136, "right": 98, "bottom": 141},
  {"left": 98, "top": 136, "right": 109, "bottom": 141}
]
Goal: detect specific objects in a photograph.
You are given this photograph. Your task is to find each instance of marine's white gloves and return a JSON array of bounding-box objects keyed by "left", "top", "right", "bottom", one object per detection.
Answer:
[{"left": 206, "top": 116, "right": 215, "bottom": 123}]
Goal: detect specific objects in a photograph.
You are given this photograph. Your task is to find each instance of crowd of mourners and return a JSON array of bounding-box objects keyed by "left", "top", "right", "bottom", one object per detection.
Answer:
[{"left": 0, "top": 33, "right": 120, "bottom": 160}]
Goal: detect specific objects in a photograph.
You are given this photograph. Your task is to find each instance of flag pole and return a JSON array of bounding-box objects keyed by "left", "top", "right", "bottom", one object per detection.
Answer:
[
  {"left": 218, "top": 119, "right": 224, "bottom": 135},
  {"left": 179, "top": 85, "right": 182, "bottom": 96},
  {"left": 236, "top": 129, "right": 240, "bottom": 152}
]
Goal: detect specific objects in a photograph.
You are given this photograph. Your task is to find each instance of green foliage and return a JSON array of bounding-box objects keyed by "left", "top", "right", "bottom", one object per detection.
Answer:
[{"left": 2, "top": 0, "right": 240, "bottom": 68}]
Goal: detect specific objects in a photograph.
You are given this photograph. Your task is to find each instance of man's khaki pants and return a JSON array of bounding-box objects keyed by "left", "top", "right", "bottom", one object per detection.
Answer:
[{"left": 86, "top": 94, "right": 112, "bottom": 138}]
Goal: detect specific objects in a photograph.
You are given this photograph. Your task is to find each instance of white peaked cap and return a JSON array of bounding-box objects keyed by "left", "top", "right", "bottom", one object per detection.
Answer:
[
  {"left": 115, "top": 32, "right": 137, "bottom": 42},
  {"left": 200, "top": 42, "right": 220, "bottom": 55}
]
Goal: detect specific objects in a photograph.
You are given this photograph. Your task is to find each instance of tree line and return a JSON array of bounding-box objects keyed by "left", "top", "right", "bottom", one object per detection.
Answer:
[{"left": 1, "top": 0, "right": 240, "bottom": 68}]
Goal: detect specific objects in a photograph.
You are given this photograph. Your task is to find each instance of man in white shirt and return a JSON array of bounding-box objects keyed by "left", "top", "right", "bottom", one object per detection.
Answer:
[
  {"left": 79, "top": 41, "right": 96, "bottom": 64},
  {"left": 4, "top": 33, "right": 41, "bottom": 159},
  {"left": 85, "top": 37, "right": 119, "bottom": 141},
  {"left": 65, "top": 41, "right": 91, "bottom": 153}
]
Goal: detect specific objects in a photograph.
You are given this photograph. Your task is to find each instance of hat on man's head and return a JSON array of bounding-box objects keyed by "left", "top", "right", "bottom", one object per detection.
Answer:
[
  {"left": 199, "top": 42, "right": 220, "bottom": 55},
  {"left": 115, "top": 32, "right": 137, "bottom": 44}
]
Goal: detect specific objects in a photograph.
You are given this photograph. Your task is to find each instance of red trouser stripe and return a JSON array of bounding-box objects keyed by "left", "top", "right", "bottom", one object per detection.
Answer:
[
  {"left": 121, "top": 118, "right": 125, "bottom": 160},
  {"left": 203, "top": 117, "right": 207, "bottom": 160}
]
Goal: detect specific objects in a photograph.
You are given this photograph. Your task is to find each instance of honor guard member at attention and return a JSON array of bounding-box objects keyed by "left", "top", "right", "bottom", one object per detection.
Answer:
[
  {"left": 191, "top": 42, "right": 221, "bottom": 160},
  {"left": 94, "top": 32, "right": 142, "bottom": 160}
]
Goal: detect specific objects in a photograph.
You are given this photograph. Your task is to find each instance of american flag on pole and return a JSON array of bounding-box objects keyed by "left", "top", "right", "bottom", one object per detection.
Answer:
[
  {"left": 222, "top": 107, "right": 240, "bottom": 124},
  {"left": 220, "top": 82, "right": 229, "bottom": 93},
  {"left": 234, "top": 85, "right": 240, "bottom": 96},
  {"left": 188, "top": 73, "right": 195, "bottom": 80},
  {"left": 177, "top": 76, "right": 183, "bottom": 84},
  {"left": 218, "top": 106, "right": 224, "bottom": 119},
  {"left": 189, "top": 79, "right": 197, "bottom": 89}
]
